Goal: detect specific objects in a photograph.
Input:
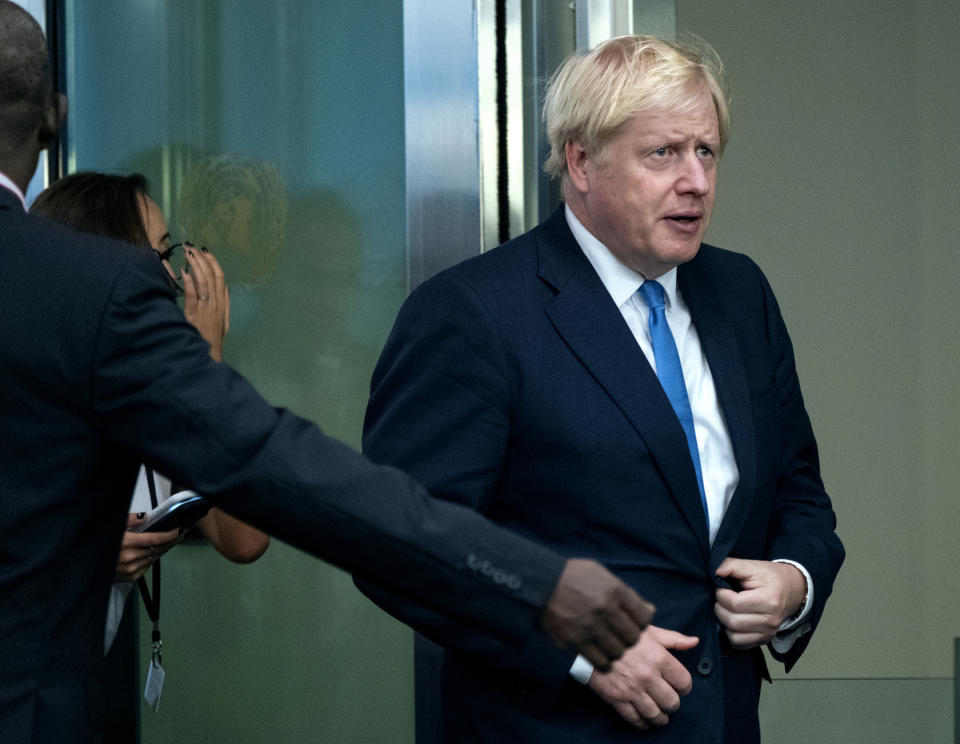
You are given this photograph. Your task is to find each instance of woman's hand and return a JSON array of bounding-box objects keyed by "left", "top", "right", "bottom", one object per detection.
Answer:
[
  {"left": 181, "top": 245, "right": 230, "bottom": 361},
  {"left": 114, "top": 514, "right": 183, "bottom": 582}
]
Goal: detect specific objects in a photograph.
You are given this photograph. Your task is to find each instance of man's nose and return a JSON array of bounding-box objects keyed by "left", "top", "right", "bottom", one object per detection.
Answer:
[{"left": 676, "top": 153, "right": 711, "bottom": 195}]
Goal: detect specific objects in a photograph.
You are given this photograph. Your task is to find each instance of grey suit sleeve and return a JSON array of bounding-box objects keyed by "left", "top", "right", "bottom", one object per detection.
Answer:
[{"left": 88, "top": 249, "right": 566, "bottom": 647}]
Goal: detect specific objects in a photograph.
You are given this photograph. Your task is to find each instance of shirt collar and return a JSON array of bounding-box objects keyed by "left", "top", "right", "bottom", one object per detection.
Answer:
[
  {"left": 0, "top": 171, "right": 27, "bottom": 210},
  {"left": 564, "top": 203, "right": 679, "bottom": 309}
]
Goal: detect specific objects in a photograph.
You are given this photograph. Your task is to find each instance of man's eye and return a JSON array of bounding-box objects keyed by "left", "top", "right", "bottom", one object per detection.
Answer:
[
  {"left": 652, "top": 147, "right": 669, "bottom": 157},
  {"left": 697, "top": 145, "right": 715, "bottom": 158}
]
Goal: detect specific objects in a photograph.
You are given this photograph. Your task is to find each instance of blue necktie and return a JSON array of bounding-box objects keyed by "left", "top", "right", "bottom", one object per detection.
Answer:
[{"left": 638, "top": 281, "right": 708, "bottom": 519}]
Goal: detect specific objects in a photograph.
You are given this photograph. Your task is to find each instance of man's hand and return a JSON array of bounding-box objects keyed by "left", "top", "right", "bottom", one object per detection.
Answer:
[
  {"left": 714, "top": 557, "right": 806, "bottom": 649},
  {"left": 588, "top": 625, "right": 698, "bottom": 729},
  {"left": 539, "top": 558, "right": 655, "bottom": 671}
]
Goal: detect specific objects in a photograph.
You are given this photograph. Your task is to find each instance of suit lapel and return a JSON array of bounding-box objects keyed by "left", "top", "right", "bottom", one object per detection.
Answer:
[
  {"left": 537, "top": 211, "right": 711, "bottom": 554},
  {"left": 678, "top": 263, "right": 758, "bottom": 565}
]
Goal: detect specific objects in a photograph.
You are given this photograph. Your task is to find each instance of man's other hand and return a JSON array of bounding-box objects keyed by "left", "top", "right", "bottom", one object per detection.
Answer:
[
  {"left": 714, "top": 557, "right": 806, "bottom": 648},
  {"left": 539, "top": 558, "right": 655, "bottom": 671},
  {"left": 588, "top": 625, "right": 698, "bottom": 729}
]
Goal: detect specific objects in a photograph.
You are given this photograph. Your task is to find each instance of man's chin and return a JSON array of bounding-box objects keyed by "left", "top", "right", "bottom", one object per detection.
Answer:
[{"left": 659, "top": 242, "right": 703, "bottom": 269}]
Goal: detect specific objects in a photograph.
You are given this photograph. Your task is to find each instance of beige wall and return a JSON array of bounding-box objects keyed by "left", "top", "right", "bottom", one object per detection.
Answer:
[{"left": 675, "top": 0, "right": 960, "bottom": 679}]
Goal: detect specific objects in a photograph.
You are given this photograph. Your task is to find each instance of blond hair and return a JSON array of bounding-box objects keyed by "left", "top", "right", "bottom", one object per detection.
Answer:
[{"left": 543, "top": 35, "right": 729, "bottom": 178}]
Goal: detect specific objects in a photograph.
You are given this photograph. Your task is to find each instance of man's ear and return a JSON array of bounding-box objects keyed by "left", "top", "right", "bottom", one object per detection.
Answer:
[
  {"left": 564, "top": 140, "right": 590, "bottom": 194},
  {"left": 37, "top": 92, "right": 67, "bottom": 150}
]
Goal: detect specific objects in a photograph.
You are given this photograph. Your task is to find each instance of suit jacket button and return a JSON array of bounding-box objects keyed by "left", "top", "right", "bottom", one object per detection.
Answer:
[{"left": 696, "top": 657, "right": 714, "bottom": 676}]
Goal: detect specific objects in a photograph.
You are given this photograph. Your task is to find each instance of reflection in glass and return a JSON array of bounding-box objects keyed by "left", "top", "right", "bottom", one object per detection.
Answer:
[
  {"left": 179, "top": 154, "right": 288, "bottom": 286},
  {"left": 63, "top": 1, "right": 414, "bottom": 741}
]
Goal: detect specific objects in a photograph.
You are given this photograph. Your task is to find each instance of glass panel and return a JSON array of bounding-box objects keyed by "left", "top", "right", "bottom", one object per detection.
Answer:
[{"left": 62, "top": 2, "right": 414, "bottom": 741}]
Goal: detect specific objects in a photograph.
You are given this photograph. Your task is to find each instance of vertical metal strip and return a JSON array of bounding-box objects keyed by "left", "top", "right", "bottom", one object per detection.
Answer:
[
  {"left": 478, "top": 0, "right": 498, "bottom": 254},
  {"left": 495, "top": 0, "right": 510, "bottom": 244},
  {"left": 44, "top": 0, "right": 66, "bottom": 184},
  {"left": 503, "top": 0, "right": 524, "bottom": 237},
  {"left": 404, "top": 0, "right": 483, "bottom": 289}
]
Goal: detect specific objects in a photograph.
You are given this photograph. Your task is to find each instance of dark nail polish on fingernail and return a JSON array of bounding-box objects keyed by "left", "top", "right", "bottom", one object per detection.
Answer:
[
  {"left": 136, "top": 512, "right": 146, "bottom": 519},
  {"left": 200, "top": 245, "right": 209, "bottom": 253}
]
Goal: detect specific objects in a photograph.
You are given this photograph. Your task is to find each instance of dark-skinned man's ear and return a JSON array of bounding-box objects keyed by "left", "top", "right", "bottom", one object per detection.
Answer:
[{"left": 37, "top": 92, "right": 67, "bottom": 150}]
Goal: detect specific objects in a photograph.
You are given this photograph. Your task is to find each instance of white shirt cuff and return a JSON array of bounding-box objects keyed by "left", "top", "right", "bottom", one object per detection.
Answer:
[
  {"left": 570, "top": 654, "right": 594, "bottom": 684},
  {"left": 770, "top": 559, "right": 813, "bottom": 653}
]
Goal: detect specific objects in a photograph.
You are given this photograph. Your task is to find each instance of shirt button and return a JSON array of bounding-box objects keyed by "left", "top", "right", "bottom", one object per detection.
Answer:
[{"left": 696, "top": 657, "right": 714, "bottom": 676}]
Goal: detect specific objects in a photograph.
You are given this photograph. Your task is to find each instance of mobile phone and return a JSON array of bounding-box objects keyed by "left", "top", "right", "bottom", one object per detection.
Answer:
[{"left": 134, "top": 492, "right": 210, "bottom": 532}]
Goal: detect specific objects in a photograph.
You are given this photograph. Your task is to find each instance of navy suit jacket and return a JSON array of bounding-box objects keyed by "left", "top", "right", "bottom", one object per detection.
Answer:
[
  {"left": 0, "top": 188, "right": 571, "bottom": 743},
  {"left": 361, "top": 206, "right": 844, "bottom": 743}
]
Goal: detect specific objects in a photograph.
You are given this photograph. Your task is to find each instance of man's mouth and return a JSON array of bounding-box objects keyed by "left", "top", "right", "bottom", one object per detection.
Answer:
[{"left": 664, "top": 213, "right": 703, "bottom": 233}]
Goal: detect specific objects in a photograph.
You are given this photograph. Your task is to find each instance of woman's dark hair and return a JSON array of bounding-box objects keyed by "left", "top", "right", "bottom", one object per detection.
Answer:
[{"left": 30, "top": 171, "right": 153, "bottom": 249}]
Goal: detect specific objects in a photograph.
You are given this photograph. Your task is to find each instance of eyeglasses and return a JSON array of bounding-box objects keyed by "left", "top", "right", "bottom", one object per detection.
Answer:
[
  {"left": 158, "top": 241, "right": 209, "bottom": 263},
  {"left": 155, "top": 241, "right": 212, "bottom": 297},
  {"left": 155, "top": 242, "right": 189, "bottom": 296},
  {"left": 158, "top": 242, "right": 185, "bottom": 263}
]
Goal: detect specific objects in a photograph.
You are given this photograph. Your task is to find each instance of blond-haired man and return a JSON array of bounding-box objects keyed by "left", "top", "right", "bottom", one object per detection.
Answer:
[{"left": 361, "top": 36, "right": 844, "bottom": 743}]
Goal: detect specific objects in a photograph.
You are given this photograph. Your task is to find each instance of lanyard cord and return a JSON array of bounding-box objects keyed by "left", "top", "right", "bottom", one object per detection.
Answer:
[{"left": 137, "top": 466, "right": 162, "bottom": 664}]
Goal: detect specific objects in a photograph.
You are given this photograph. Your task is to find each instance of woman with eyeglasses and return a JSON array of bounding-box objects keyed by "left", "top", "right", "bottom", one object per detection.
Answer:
[{"left": 31, "top": 171, "right": 269, "bottom": 741}]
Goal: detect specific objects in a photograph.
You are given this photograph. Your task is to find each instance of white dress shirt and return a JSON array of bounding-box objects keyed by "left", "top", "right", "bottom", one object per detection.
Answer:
[{"left": 563, "top": 206, "right": 811, "bottom": 683}]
